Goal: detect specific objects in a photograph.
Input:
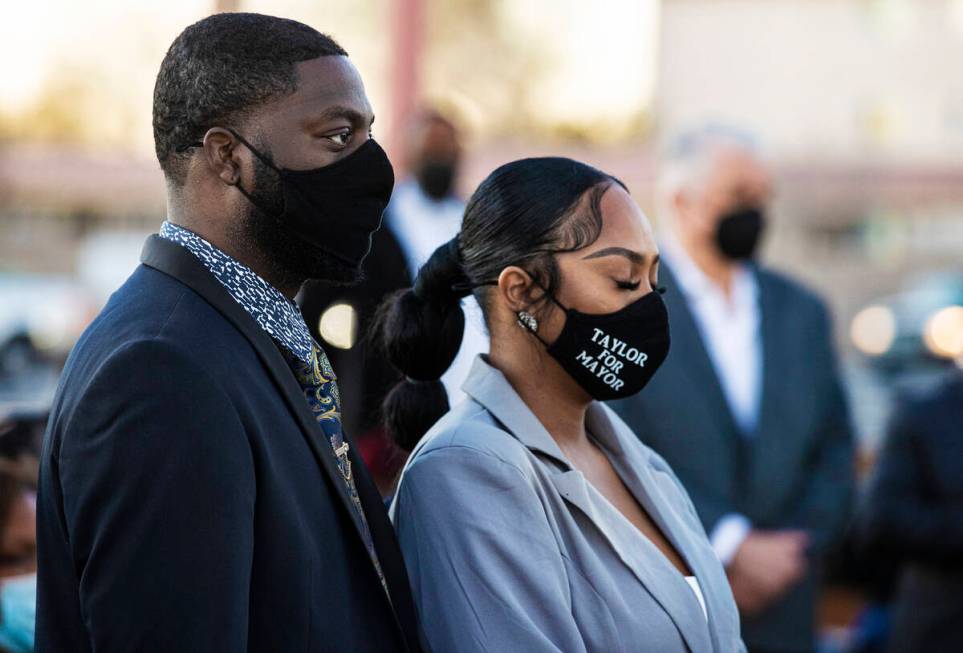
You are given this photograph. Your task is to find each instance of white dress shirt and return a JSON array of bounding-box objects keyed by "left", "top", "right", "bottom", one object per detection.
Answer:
[
  {"left": 386, "top": 181, "right": 489, "bottom": 402},
  {"left": 661, "top": 235, "right": 763, "bottom": 566}
]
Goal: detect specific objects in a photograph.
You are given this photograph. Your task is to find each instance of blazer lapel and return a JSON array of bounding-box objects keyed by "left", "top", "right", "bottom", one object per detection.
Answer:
[
  {"left": 621, "top": 458, "right": 729, "bottom": 653},
  {"left": 551, "top": 468, "right": 713, "bottom": 653},
  {"left": 464, "top": 359, "right": 712, "bottom": 653},
  {"left": 461, "top": 357, "right": 570, "bottom": 466},
  {"left": 140, "top": 236, "right": 376, "bottom": 583},
  {"left": 589, "top": 406, "right": 718, "bottom": 653}
]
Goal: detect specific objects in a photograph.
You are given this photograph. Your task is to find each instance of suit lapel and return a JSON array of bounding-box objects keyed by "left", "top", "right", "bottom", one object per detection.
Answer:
[
  {"left": 346, "top": 437, "right": 422, "bottom": 652},
  {"left": 139, "top": 237, "right": 386, "bottom": 596},
  {"left": 746, "top": 268, "right": 792, "bottom": 501},
  {"left": 662, "top": 266, "right": 742, "bottom": 442}
]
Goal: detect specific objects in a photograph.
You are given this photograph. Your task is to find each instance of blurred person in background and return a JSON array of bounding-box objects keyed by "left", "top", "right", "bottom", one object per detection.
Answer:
[
  {"left": 613, "top": 126, "right": 855, "bottom": 653},
  {"left": 0, "top": 472, "right": 36, "bottom": 653},
  {"left": 0, "top": 409, "right": 43, "bottom": 653},
  {"left": 298, "top": 108, "right": 487, "bottom": 490},
  {"left": 35, "top": 13, "right": 423, "bottom": 652},
  {"left": 385, "top": 157, "right": 747, "bottom": 652},
  {"left": 857, "top": 367, "right": 963, "bottom": 653}
]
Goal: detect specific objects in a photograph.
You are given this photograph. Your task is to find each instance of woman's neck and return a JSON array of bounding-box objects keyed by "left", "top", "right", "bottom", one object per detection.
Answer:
[{"left": 488, "top": 340, "right": 592, "bottom": 448}]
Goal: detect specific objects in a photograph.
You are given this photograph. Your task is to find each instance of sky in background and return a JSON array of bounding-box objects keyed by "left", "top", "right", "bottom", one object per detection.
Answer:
[{"left": 0, "top": 0, "right": 659, "bottom": 156}]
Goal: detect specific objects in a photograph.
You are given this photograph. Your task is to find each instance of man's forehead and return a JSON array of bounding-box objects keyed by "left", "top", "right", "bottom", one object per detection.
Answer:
[
  {"left": 277, "top": 55, "right": 372, "bottom": 120},
  {"left": 711, "top": 146, "right": 769, "bottom": 186}
]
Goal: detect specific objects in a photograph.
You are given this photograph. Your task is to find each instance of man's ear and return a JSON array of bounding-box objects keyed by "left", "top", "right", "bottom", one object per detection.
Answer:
[
  {"left": 496, "top": 266, "right": 541, "bottom": 313},
  {"left": 201, "top": 127, "right": 241, "bottom": 185}
]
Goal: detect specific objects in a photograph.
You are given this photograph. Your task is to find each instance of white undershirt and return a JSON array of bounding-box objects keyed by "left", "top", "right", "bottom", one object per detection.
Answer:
[
  {"left": 661, "top": 236, "right": 762, "bottom": 436},
  {"left": 685, "top": 576, "right": 709, "bottom": 622},
  {"left": 661, "top": 235, "right": 762, "bottom": 566},
  {"left": 386, "top": 181, "right": 489, "bottom": 402}
]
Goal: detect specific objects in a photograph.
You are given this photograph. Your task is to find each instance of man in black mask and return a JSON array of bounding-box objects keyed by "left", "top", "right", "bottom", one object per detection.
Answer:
[
  {"left": 35, "top": 13, "right": 423, "bottom": 652},
  {"left": 613, "top": 126, "right": 854, "bottom": 653},
  {"left": 299, "top": 109, "right": 487, "bottom": 491}
]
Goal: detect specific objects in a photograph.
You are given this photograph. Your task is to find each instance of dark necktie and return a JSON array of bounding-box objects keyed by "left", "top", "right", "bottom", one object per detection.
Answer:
[{"left": 283, "top": 343, "right": 389, "bottom": 596}]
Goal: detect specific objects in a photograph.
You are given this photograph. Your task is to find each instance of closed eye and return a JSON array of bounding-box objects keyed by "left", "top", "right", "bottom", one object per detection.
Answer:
[{"left": 616, "top": 280, "right": 641, "bottom": 291}]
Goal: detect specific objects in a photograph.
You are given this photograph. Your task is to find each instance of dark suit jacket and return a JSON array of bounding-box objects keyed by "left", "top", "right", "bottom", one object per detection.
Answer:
[
  {"left": 858, "top": 371, "right": 963, "bottom": 653},
  {"left": 613, "top": 263, "right": 855, "bottom": 652},
  {"left": 36, "top": 236, "right": 423, "bottom": 652}
]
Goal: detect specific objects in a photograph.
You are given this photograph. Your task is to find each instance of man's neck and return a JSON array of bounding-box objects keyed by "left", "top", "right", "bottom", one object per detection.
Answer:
[
  {"left": 676, "top": 232, "right": 738, "bottom": 299},
  {"left": 166, "top": 214, "right": 304, "bottom": 300}
]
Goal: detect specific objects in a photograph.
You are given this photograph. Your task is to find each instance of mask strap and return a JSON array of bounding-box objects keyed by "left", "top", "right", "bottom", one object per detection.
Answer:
[
  {"left": 529, "top": 278, "right": 569, "bottom": 312},
  {"left": 450, "top": 277, "right": 568, "bottom": 310},
  {"left": 233, "top": 182, "right": 280, "bottom": 219},
  {"left": 175, "top": 128, "right": 281, "bottom": 174},
  {"left": 215, "top": 127, "right": 286, "bottom": 218},
  {"left": 224, "top": 128, "right": 281, "bottom": 172},
  {"left": 454, "top": 279, "right": 560, "bottom": 347}
]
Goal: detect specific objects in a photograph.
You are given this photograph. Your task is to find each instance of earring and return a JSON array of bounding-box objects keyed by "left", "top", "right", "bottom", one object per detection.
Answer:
[{"left": 516, "top": 311, "right": 538, "bottom": 333}]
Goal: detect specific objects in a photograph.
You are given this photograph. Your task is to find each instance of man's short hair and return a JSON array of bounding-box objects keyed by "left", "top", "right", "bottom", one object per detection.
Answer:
[
  {"left": 656, "top": 123, "right": 761, "bottom": 210},
  {"left": 153, "top": 12, "right": 347, "bottom": 185}
]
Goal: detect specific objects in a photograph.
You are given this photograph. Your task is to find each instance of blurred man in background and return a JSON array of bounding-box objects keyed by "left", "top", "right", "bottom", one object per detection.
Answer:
[
  {"left": 614, "top": 126, "right": 855, "bottom": 653},
  {"left": 299, "top": 109, "right": 487, "bottom": 487},
  {"left": 857, "top": 367, "right": 963, "bottom": 652},
  {"left": 378, "top": 110, "right": 488, "bottom": 401}
]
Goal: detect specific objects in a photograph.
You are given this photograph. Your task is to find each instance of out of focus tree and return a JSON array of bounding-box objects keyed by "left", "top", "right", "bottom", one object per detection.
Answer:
[
  {"left": 422, "top": 0, "right": 550, "bottom": 138},
  {"left": 423, "top": 0, "right": 655, "bottom": 143}
]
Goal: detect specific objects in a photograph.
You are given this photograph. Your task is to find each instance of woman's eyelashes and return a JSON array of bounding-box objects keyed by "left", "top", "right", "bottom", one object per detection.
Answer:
[{"left": 615, "top": 278, "right": 664, "bottom": 293}]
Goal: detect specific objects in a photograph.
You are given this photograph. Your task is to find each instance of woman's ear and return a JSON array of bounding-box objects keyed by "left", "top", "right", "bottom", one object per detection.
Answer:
[{"left": 496, "top": 266, "right": 539, "bottom": 313}]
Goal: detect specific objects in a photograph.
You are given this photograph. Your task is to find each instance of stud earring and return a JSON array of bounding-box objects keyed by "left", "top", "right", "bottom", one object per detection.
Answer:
[{"left": 516, "top": 311, "right": 538, "bottom": 333}]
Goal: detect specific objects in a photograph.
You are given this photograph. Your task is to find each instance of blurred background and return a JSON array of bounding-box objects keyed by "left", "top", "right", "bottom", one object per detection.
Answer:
[{"left": 1, "top": 1, "right": 961, "bottom": 651}]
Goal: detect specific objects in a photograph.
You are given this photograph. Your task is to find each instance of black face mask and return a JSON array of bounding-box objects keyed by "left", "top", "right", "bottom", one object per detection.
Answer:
[
  {"left": 415, "top": 160, "right": 457, "bottom": 200},
  {"left": 522, "top": 289, "right": 671, "bottom": 401},
  {"left": 229, "top": 129, "right": 395, "bottom": 268},
  {"left": 715, "top": 206, "right": 765, "bottom": 261}
]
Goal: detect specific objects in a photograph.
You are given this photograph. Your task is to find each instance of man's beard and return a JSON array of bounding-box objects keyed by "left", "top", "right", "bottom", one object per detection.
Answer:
[{"left": 236, "top": 152, "right": 366, "bottom": 287}]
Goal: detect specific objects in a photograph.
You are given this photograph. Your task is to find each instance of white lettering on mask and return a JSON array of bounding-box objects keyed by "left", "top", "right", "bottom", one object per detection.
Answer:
[{"left": 577, "top": 328, "right": 647, "bottom": 391}]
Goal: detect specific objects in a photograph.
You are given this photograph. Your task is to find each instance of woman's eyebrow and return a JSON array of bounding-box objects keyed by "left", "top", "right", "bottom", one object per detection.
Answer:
[{"left": 581, "top": 247, "right": 651, "bottom": 266}]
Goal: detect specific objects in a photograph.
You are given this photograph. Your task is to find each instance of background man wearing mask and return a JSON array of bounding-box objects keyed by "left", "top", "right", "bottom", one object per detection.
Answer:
[
  {"left": 299, "top": 109, "right": 487, "bottom": 479},
  {"left": 613, "top": 126, "right": 855, "bottom": 653},
  {"left": 36, "top": 13, "right": 422, "bottom": 652}
]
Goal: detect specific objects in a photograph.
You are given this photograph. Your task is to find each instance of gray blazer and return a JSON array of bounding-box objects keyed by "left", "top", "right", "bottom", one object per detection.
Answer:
[
  {"left": 613, "top": 264, "right": 855, "bottom": 651},
  {"left": 391, "top": 356, "right": 745, "bottom": 653}
]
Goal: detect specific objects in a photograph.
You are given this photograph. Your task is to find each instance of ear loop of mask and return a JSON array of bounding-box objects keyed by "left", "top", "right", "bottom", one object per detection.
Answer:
[
  {"left": 525, "top": 280, "right": 568, "bottom": 347},
  {"left": 219, "top": 128, "right": 286, "bottom": 218},
  {"left": 452, "top": 277, "right": 563, "bottom": 347},
  {"left": 224, "top": 128, "right": 282, "bottom": 173}
]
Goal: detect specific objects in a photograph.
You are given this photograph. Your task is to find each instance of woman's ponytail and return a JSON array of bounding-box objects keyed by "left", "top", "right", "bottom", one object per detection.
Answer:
[
  {"left": 377, "top": 158, "right": 620, "bottom": 450},
  {"left": 376, "top": 238, "right": 471, "bottom": 451}
]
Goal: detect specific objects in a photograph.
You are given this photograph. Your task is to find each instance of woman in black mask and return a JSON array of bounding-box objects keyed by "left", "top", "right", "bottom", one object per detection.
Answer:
[{"left": 379, "top": 157, "right": 746, "bottom": 653}]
